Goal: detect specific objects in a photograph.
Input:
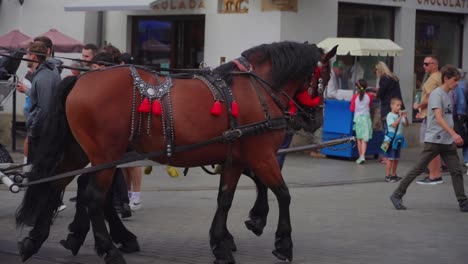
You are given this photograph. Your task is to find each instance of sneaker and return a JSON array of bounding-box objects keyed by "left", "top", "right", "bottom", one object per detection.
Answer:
[
  {"left": 57, "top": 204, "right": 67, "bottom": 212},
  {"left": 459, "top": 200, "right": 468, "bottom": 212},
  {"left": 130, "top": 200, "right": 142, "bottom": 211},
  {"left": 389, "top": 176, "right": 401, "bottom": 183},
  {"left": 390, "top": 193, "right": 407, "bottom": 210},
  {"left": 355, "top": 157, "right": 365, "bottom": 164},
  {"left": 416, "top": 176, "right": 443, "bottom": 185},
  {"left": 385, "top": 176, "right": 392, "bottom": 182}
]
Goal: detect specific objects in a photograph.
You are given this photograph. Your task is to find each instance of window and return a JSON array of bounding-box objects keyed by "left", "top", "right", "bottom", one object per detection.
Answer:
[
  {"left": 132, "top": 15, "right": 205, "bottom": 69},
  {"left": 337, "top": 3, "right": 395, "bottom": 87},
  {"left": 414, "top": 11, "right": 463, "bottom": 90}
]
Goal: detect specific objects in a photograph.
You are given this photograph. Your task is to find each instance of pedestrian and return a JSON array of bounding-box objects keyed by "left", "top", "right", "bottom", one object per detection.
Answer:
[
  {"left": 451, "top": 70, "right": 468, "bottom": 167},
  {"left": 413, "top": 55, "right": 444, "bottom": 185},
  {"left": 374, "top": 61, "right": 404, "bottom": 164},
  {"left": 384, "top": 97, "right": 408, "bottom": 182},
  {"left": 16, "top": 68, "right": 33, "bottom": 164},
  {"left": 390, "top": 65, "right": 468, "bottom": 212},
  {"left": 81, "top": 43, "right": 98, "bottom": 68},
  {"left": 350, "top": 79, "right": 373, "bottom": 164}
]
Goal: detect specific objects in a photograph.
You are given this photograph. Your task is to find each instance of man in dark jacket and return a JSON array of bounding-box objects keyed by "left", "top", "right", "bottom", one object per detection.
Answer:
[{"left": 18, "top": 41, "right": 61, "bottom": 162}]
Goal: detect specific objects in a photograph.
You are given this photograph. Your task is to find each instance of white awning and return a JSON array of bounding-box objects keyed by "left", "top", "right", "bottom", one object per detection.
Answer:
[
  {"left": 317, "top": 38, "right": 403, "bottom": 57},
  {"left": 64, "top": 0, "right": 155, "bottom": 12}
]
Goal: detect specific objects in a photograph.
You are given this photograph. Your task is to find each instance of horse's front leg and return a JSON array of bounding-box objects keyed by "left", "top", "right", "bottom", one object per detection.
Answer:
[
  {"left": 85, "top": 168, "right": 126, "bottom": 264},
  {"left": 210, "top": 165, "right": 242, "bottom": 264},
  {"left": 243, "top": 172, "right": 269, "bottom": 236},
  {"left": 252, "top": 158, "right": 293, "bottom": 262}
]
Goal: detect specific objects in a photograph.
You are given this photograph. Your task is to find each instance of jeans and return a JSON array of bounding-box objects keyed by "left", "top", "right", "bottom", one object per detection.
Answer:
[
  {"left": 276, "top": 133, "right": 294, "bottom": 170},
  {"left": 463, "top": 146, "right": 468, "bottom": 164},
  {"left": 394, "top": 142, "right": 467, "bottom": 203}
]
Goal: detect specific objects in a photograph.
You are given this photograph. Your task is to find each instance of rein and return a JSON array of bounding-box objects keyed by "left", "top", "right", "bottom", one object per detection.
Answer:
[{"left": 17, "top": 118, "right": 287, "bottom": 187}]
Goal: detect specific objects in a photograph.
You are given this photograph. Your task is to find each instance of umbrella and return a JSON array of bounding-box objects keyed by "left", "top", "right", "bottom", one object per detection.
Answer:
[
  {"left": 317, "top": 38, "right": 403, "bottom": 57},
  {"left": 21, "top": 28, "right": 84, "bottom": 53},
  {"left": 0, "top": 29, "right": 31, "bottom": 49}
]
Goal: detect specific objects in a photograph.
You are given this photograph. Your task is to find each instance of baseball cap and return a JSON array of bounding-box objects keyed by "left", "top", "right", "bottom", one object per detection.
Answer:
[{"left": 333, "top": 61, "right": 345, "bottom": 69}]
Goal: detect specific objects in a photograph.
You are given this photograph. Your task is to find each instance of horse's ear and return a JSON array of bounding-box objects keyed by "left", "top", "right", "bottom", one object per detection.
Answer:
[{"left": 323, "top": 45, "right": 338, "bottom": 62}]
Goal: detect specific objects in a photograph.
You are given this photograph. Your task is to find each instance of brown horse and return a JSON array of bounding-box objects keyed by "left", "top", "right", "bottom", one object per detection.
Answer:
[{"left": 16, "top": 41, "right": 336, "bottom": 264}]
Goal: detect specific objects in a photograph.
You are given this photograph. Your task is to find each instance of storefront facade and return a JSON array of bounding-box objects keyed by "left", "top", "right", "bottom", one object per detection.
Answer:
[{"left": 1, "top": 0, "right": 468, "bottom": 121}]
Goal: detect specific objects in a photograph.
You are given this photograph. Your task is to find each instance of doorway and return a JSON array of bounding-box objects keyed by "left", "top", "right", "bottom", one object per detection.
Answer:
[{"left": 132, "top": 15, "right": 205, "bottom": 69}]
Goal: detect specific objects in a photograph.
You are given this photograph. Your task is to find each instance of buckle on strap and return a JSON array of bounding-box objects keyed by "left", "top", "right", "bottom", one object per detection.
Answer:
[{"left": 223, "top": 129, "right": 243, "bottom": 141}]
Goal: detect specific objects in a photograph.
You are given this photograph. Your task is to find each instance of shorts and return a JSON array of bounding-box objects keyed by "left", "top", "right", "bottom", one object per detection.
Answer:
[{"left": 386, "top": 144, "right": 401, "bottom": 160}]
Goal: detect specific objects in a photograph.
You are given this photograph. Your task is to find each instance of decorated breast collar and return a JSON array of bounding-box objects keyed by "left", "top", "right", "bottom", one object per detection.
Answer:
[{"left": 130, "top": 66, "right": 172, "bottom": 100}]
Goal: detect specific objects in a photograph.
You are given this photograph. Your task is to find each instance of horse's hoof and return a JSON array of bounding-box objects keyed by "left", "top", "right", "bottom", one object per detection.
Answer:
[
  {"left": 105, "top": 248, "right": 126, "bottom": 264},
  {"left": 272, "top": 249, "right": 292, "bottom": 262},
  {"left": 18, "top": 237, "right": 39, "bottom": 262},
  {"left": 211, "top": 242, "right": 235, "bottom": 264},
  {"left": 224, "top": 237, "right": 237, "bottom": 252},
  {"left": 119, "top": 238, "right": 140, "bottom": 253},
  {"left": 213, "top": 259, "right": 235, "bottom": 264},
  {"left": 272, "top": 237, "right": 293, "bottom": 262},
  {"left": 60, "top": 234, "right": 84, "bottom": 256},
  {"left": 244, "top": 218, "right": 265, "bottom": 236}
]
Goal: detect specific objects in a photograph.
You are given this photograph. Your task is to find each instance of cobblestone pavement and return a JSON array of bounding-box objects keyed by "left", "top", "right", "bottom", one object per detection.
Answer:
[{"left": 1, "top": 147, "right": 468, "bottom": 264}]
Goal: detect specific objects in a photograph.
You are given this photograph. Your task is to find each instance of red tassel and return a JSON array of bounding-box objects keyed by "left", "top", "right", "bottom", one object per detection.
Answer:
[
  {"left": 210, "top": 101, "right": 222, "bottom": 116},
  {"left": 152, "top": 99, "right": 162, "bottom": 115},
  {"left": 138, "top": 98, "right": 150, "bottom": 113},
  {"left": 231, "top": 101, "right": 239, "bottom": 118},
  {"left": 288, "top": 100, "right": 297, "bottom": 116},
  {"left": 310, "top": 96, "right": 320, "bottom": 108}
]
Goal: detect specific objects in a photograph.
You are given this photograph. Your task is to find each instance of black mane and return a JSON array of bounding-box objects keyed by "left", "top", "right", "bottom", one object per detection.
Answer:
[
  {"left": 241, "top": 41, "right": 323, "bottom": 90},
  {"left": 214, "top": 41, "right": 323, "bottom": 90}
]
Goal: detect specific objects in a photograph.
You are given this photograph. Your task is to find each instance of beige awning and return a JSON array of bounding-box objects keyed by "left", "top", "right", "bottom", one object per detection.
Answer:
[
  {"left": 64, "top": 0, "right": 155, "bottom": 12},
  {"left": 317, "top": 38, "right": 403, "bottom": 57}
]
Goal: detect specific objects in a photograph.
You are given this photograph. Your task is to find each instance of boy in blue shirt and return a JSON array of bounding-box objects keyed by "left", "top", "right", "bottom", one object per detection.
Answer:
[{"left": 385, "top": 98, "right": 409, "bottom": 182}]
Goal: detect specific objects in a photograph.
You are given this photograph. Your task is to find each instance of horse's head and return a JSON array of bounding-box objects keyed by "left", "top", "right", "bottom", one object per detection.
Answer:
[
  {"left": 241, "top": 42, "right": 337, "bottom": 102},
  {"left": 306, "top": 45, "right": 338, "bottom": 99}
]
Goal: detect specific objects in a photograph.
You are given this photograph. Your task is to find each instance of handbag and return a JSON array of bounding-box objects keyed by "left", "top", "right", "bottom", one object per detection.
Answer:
[{"left": 381, "top": 122, "right": 400, "bottom": 153}]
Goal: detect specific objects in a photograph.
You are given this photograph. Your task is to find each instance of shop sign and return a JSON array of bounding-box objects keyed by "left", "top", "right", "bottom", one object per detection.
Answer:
[
  {"left": 151, "top": 0, "right": 206, "bottom": 10},
  {"left": 417, "top": 0, "right": 468, "bottom": 8}
]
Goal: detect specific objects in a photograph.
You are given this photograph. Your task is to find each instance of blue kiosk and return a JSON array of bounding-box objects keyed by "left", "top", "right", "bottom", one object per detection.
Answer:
[{"left": 321, "top": 99, "right": 384, "bottom": 159}]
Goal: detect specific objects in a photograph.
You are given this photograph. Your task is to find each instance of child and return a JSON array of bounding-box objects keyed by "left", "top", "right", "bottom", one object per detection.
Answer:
[
  {"left": 350, "top": 79, "right": 373, "bottom": 164},
  {"left": 385, "top": 97, "right": 409, "bottom": 182}
]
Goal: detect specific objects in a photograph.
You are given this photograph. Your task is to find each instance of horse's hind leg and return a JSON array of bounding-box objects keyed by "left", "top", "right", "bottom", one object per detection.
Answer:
[
  {"left": 210, "top": 165, "right": 242, "bottom": 264},
  {"left": 18, "top": 185, "right": 65, "bottom": 261},
  {"left": 243, "top": 172, "right": 269, "bottom": 236},
  {"left": 85, "top": 168, "right": 126, "bottom": 264},
  {"left": 61, "top": 173, "right": 91, "bottom": 256},
  {"left": 104, "top": 191, "right": 140, "bottom": 253},
  {"left": 252, "top": 158, "right": 293, "bottom": 262}
]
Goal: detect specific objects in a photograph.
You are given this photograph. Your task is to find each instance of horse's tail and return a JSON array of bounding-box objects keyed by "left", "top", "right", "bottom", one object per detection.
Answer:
[{"left": 16, "top": 76, "right": 79, "bottom": 227}]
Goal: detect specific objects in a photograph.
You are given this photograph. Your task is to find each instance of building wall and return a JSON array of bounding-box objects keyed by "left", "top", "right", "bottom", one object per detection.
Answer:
[{"left": 1, "top": 0, "right": 468, "bottom": 120}]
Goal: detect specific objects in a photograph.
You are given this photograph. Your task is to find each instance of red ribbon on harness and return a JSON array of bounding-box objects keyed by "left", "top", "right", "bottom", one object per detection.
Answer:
[
  {"left": 296, "top": 90, "right": 320, "bottom": 108},
  {"left": 138, "top": 98, "right": 151, "bottom": 113},
  {"left": 288, "top": 100, "right": 297, "bottom": 116},
  {"left": 210, "top": 101, "right": 222, "bottom": 116}
]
